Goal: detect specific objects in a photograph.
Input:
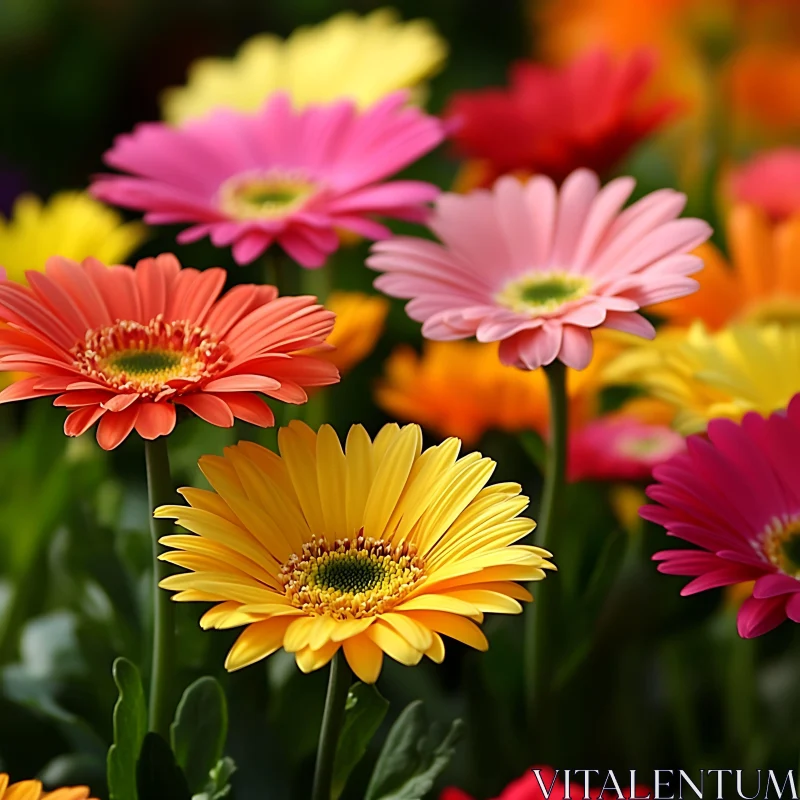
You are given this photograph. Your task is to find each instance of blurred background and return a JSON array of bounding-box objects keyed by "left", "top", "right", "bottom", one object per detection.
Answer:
[{"left": 1, "top": 0, "right": 800, "bottom": 798}]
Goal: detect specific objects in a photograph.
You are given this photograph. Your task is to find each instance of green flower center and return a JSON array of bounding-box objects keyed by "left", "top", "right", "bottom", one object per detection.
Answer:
[
  {"left": 763, "top": 518, "right": 800, "bottom": 577},
  {"left": 280, "top": 534, "right": 426, "bottom": 619},
  {"left": 72, "top": 316, "right": 230, "bottom": 397},
  {"left": 219, "top": 172, "right": 318, "bottom": 220},
  {"left": 496, "top": 272, "right": 591, "bottom": 316}
]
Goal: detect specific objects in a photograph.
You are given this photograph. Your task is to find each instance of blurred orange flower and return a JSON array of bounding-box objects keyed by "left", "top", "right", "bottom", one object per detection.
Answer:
[
  {"left": 654, "top": 205, "right": 800, "bottom": 329},
  {"left": 319, "top": 291, "right": 389, "bottom": 374},
  {"left": 375, "top": 336, "right": 624, "bottom": 445}
]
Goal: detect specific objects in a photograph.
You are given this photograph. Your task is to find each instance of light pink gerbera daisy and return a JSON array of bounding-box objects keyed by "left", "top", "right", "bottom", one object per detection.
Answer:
[
  {"left": 642, "top": 395, "right": 800, "bottom": 638},
  {"left": 0, "top": 253, "right": 338, "bottom": 449},
  {"left": 90, "top": 91, "right": 446, "bottom": 268},
  {"left": 568, "top": 416, "right": 685, "bottom": 483},
  {"left": 367, "top": 169, "right": 712, "bottom": 370}
]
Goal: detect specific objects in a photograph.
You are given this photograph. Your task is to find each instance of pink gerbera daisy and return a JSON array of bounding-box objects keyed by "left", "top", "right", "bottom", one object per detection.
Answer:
[
  {"left": 367, "top": 169, "right": 712, "bottom": 370},
  {"left": 642, "top": 395, "right": 800, "bottom": 638},
  {"left": 90, "top": 92, "right": 446, "bottom": 267},
  {"left": 729, "top": 147, "right": 800, "bottom": 221},
  {"left": 568, "top": 416, "right": 685, "bottom": 483},
  {"left": 0, "top": 253, "right": 338, "bottom": 449}
]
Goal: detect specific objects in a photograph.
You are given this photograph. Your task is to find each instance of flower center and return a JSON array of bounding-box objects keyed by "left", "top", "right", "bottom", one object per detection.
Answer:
[
  {"left": 72, "top": 315, "right": 231, "bottom": 397},
  {"left": 279, "top": 533, "right": 426, "bottom": 619},
  {"left": 219, "top": 171, "right": 318, "bottom": 220},
  {"left": 617, "top": 432, "right": 676, "bottom": 460},
  {"left": 762, "top": 517, "right": 800, "bottom": 577},
  {"left": 495, "top": 272, "right": 591, "bottom": 316}
]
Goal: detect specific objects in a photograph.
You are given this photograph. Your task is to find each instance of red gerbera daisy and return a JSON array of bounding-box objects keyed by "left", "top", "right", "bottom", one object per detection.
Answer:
[
  {"left": 0, "top": 253, "right": 338, "bottom": 449},
  {"left": 445, "top": 49, "right": 680, "bottom": 187}
]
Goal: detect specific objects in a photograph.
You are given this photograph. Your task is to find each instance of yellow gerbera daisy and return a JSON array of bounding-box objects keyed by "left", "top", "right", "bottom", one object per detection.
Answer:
[
  {"left": 0, "top": 192, "right": 146, "bottom": 283},
  {"left": 156, "top": 421, "right": 553, "bottom": 683},
  {"left": 321, "top": 291, "right": 389, "bottom": 374},
  {"left": 603, "top": 322, "right": 800, "bottom": 434},
  {"left": 0, "top": 774, "right": 97, "bottom": 800},
  {"left": 161, "top": 9, "right": 448, "bottom": 125}
]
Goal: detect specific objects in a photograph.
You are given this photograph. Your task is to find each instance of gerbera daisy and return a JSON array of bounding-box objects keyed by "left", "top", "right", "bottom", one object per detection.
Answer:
[
  {"left": 729, "top": 148, "right": 800, "bottom": 222},
  {"left": 318, "top": 291, "right": 389, "bottom": 373},
  {"left": 643, "top": 395, "right": 800, "bottom": 638},
  {"left": 91, "top": 92, "right": 446, "bottom": 268},
  {"left": 0, "top": 774, "right": 97, "bottom": 800},
  {"left": 603, "top": 322, "right": 800, "bottom": 434},
  {"left": 376, "top": 335, "right": 625, "bottom": 445},
  {"left": 367, "top": 170, "right": 711, "bottom": 371},
  {"left": 0, "top": 253, "right": 338, "bottom": 449},
  {"left": 567, "top": 415, "right": 684, "bottom": 482},
  {"left": 654, "top": 204, "right": 800, "bottom": 329},
  {"left": 161, "top": 9, "right": 448, "bottom": 125},
  {"left": 0, "top": 191, "right": 146, "bottom": 283},
  {"left": 444, "top": 49, "right": 680, "bottom": 187},
  {"left": 156, "top": 421, "right": 554, "bottom": 683}
]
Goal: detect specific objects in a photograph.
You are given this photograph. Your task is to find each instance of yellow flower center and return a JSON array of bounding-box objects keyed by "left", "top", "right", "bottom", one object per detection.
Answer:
[
  {"left": 72, "top": 315, "right": 230, "bottom": 397},
  {"left": 495, "top": 272, "right": 591, "bottom": 316},
  {"left": 617, "top": 433, "right": 672, "bottom": 459},
  {"left": 762, "top": 517, "right": 800, "bottom": 578},
  {"left": 279, "top": 533, "right": 426, "bottom": 620},
  {"left": 219, "top": 171, "right": 318, "bottom": 220}
]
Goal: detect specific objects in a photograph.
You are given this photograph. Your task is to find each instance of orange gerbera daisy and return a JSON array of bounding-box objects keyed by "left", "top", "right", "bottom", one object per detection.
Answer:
[
  {"left": 653, "top": 204, "right": 800, "bottom": 329},
  {"left": 376, "top": 335, "right": 628, "bottom": 445},
  {"left": 0, "top": 774, "right": 97, "bottom": 800},
  {"left": 0, "top": 253, "right": 338, "bottom": 449},
  {"left": 321, "top": 291, "right": 389, "bottom": 374}
]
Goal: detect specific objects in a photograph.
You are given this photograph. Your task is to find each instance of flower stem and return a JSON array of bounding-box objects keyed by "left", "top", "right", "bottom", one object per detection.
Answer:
[
  {"left": 523, "top": 359, "right": 568, "bottom": 727},
  {"left": 145, "top": 436, "right": 177, "bottom": 739},
  {"left": 312, "top": 651, "right": 351, "bottom": 800}
]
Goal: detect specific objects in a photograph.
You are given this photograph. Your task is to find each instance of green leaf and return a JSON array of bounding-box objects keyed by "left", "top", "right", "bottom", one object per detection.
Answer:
[
  {"left": 332, "top": 682, "right": 390, "bottom": 800},
  {"left": 170, "top": 676, "right": 229, "bottom": 794},
  {"left": 136, "top": 732, "right": 192, "bottom": 800},
  {"left": 192, "top": 757, "right": 237, "bottom": 800},
  {"left": 107, "top": 657, "right": 148, "bottom": 800},
  {"left": 365, "top": 701, "right": 464, "bottom": 800}
]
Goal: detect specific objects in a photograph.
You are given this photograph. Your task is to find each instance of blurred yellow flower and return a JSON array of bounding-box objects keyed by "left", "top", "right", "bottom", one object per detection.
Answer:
[
  {"left": 161, "top": 9, "right": 448, "bottom": 125},
  {"left": 0, "top": 192, "right": 146, "bottom": 283},
  {"left": 654, "top": 205, "right": 800, "bottom": 329},
  {"left": 0, "top": 773, "right": 97, "bottom": 799},
  {"left": 604, "top": 322, "right": 800, "bottom": 434},
  {"left": 375, "top": 335, "right": 626, "bottom": 445},
  {"left": 322, "top": 291, "right": 389, "bottom": 374}
]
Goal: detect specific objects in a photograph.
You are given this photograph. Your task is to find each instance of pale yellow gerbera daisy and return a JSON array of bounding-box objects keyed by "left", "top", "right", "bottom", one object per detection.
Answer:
[
  {"left": 161, "top": 8, "right": 448, "bottom": 125},
  {"left": 157, "top": 421, "right": 553, "bottom": 683},
  {"left": 0, "top": 192, "right": 146, "bottom": 283},
  {"left": 604, "top": 322, "right": 800, "bottom": 434}
]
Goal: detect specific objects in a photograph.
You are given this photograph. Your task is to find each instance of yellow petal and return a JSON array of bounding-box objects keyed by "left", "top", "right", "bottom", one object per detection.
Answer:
[
  {"left": 395, "top": 593, "right": 482, "bottom": 619},
  {"left": 283, "top": 615, "right": 318, "bottom": 653},
  {"left": 178, "top": 487, "right": 242, "bottom": 527},
  {"left": 225, "top": 617, "right": 294, "bottom": 671},
  {"left": 379, "top": 612, "right": 433, "bottom": 651},
  {"left": 343, "top": 633, "right": 385, "bottom": 683},
  {"left": 443, "top": 589, "right": 523, "bottom": 614},
  {"left": 424, "top": 631, "right": 445, "bottom": 664},
  {"left": 278, "top": 422, "right": 326, "bottom": 535},
  {"left": 367, "top": 620, "right": 423, "bottom": 666},
  {"left": 329, "top": 617, "right": 375, "bottom": 642},
  {"left": 345, "top": 425, "right": 374, "bottom": 535},
  {"left": 295, "top": 640, "right": 340, "bottom": 674},
  {"left": 403, "top": 610, "right": 488, "bottom": 651},
  {"left": 317, "top": 424, "right": 349, "bottom": 538}
]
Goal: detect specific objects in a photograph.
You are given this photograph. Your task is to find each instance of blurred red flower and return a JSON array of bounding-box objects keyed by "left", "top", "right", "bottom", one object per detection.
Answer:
[
  {"left": 441, "top": 767, "right": 651, "bottom": 799},
  {"left": 729, "top": 148, "right": 800, "bottom": 221},
  {"left": 444, "top": 49, "right": 680, "bottom": 187}
]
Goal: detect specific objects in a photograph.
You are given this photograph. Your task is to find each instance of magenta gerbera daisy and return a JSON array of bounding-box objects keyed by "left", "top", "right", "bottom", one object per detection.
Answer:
[
  {"left": 90, "top": 91, "right": 446, "bottom": 267},
  {"left": 642, "top": 395, "right": 800, "bottom": 638},
  {"left": 367, "top": 170, "right": 712, "bottom": 370}
]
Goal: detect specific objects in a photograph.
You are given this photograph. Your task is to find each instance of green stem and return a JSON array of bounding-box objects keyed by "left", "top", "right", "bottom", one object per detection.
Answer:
[
  {"left": 145, "top": 436, "right": 177, "bottom": 739},
  {"left": 311, "top": 651, "right": 351, "bottom": 800},
  {"left": 523, "top": 360, "right": 568, "bottom": 727}
]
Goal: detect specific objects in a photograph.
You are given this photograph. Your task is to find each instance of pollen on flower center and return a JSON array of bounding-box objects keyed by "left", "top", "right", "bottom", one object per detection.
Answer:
[
  {"left": 495, "top": 272, "right": 591, "bottom": 316},
  {"left": 72, "top": 315, "right": 231, "bottom": 397},
  {"left": 279, "top": 533, "right": 426, "bottom": 619},
  {"left": 762, "top": 517, "right": 800, "bottom": 578},
  {"left": 219, "top": 171, "right": 318, "bottom": 220}
]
